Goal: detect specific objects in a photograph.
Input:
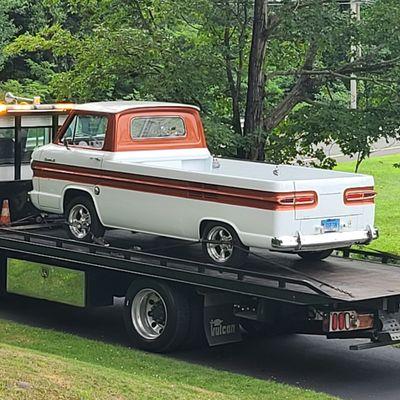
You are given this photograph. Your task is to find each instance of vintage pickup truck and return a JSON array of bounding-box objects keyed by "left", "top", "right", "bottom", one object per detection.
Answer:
[{"left": 30, "top": 101, "right": 378, "bottom": 265}]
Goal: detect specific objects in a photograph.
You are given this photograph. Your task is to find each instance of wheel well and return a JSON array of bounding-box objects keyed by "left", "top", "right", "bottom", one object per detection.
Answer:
[
  {"left": 63, "top": 189, "right": 93, "bottom": 213},
  {"left": 199, "top": 219, "right": 236, "bottom": 238}
]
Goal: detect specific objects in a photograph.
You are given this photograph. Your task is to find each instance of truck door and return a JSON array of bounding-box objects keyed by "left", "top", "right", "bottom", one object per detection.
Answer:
[{"left": 38, "top": 113, "right": 107, "bottom": 210}]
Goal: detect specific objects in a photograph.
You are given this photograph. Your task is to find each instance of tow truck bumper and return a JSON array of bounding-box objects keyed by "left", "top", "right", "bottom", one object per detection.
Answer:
[
  {"left": 349, "top": 311, "right": 400, "bottom": 350},
  {"left": 271, "top": 226, "right": 379, "bottom": 252},
  {"left": 321, "top": 309, "right": 400, "bottom": 351}
]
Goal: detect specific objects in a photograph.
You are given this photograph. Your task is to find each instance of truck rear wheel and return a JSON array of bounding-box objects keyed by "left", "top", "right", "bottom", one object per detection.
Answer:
[
  {"left": 123, "top": 279, "right": 190, "bottom": 353},
  {"left": 298, "top": 249, "right": 333, "bottom": 261},
  {"left": 65, "top": 196, "right": 105, "bottom": 242},
  {"left": 202, "top": 222, "right": 248, "bottom": 267}
]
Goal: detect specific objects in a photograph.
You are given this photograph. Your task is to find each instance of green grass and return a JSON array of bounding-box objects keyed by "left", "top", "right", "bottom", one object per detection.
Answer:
[
  {"left": 336, "top": 154, "right": 400, "bottom": 255},
  {"left": 0, "top": 318, "right": 336, "bottom": 400}
]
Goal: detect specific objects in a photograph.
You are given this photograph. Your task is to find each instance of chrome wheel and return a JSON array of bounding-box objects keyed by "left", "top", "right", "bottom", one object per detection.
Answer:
[
  {"left": 206, "top": 226, "right": 233, "bottom": 263},
  {"left": 68, "top": 204, "right": 92, "bottom": 239},
  {"left": 131, "top": 289, "right": 167, "bottom": 340}
]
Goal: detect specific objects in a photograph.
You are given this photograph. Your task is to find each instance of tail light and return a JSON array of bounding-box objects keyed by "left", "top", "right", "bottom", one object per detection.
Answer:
[
  {"left": 325, "top": 311, "right": 374, "bottom": 332},
  {"left": 276, "top": 191, "right": 318, "bottom": 209},
  {"left": 344, "top": 187, "right": 376, "bottom": 205}
]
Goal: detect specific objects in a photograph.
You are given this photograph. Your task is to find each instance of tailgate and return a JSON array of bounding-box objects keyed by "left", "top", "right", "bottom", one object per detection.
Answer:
[{"left": 294, "top": 175, "right": 375, "bottom": 221}]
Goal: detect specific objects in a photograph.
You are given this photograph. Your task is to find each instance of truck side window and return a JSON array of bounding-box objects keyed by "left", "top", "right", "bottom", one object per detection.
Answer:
[
  {"left": 0, "top": 128, "right": 14, "bottom": 165},
  {"left": 131, "top": 116, "right": 186, "bottom": 139},
  {"left": 62, "top": 114, "right": 108, "bottom": 149}
]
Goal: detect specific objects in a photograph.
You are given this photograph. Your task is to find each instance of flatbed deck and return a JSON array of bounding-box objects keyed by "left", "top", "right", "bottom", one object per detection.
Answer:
[{"left": 1, "top": 226, "right": 399, "bottom": 306}]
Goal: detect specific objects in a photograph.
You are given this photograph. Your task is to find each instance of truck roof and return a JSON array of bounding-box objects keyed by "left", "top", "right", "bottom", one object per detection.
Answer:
[{"left": 73, "top": 101, "right": 200, "bottom": 114}]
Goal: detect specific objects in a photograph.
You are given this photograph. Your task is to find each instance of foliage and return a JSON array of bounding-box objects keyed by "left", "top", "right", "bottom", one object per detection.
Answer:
[
  {"left": 0, "top": 1, "right": 19, "bottom": 70},
  {"left": 336, "top": 155, "right": 400, "bottom": 255},
  {"left": 0, "top": 79, "right": 51, "bottom": 102},
  {"left": 0, "top": 0, "right": 399, "bottom": 167}
]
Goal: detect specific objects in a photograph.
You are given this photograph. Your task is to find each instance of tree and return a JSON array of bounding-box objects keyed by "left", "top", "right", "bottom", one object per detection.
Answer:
[
  {"left": 1, "top": 0, "right": 399, "bottom": 169},
  {"left": 243, "top": 0, "right": 269, "bottom": 160}
]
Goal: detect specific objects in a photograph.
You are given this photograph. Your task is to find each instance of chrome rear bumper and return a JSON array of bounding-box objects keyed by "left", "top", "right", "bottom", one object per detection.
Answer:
[{"left": 271, "top": 226, "right": 378, "bottom": 252}]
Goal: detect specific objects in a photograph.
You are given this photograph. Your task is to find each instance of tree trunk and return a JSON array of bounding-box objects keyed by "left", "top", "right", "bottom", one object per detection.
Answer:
[
  {"left": 263, "top": 42, "right": 319, "bottom": 135},
  {"left": 243, "top": 0, "right": 268, "bottom": 161},
  {"left": 224, "top": 28, "right": 242, "bottom": 138}
]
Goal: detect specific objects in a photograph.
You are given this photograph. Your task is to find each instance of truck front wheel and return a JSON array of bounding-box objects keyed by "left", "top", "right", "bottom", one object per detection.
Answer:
[
  {"left": 202, "top": 222, "right": 248, "bottom": 267},
  {"left": 123, "top": 279, "right": 190, "bottom": 352},
  {"left": 65, "top": 196, "right": 105, "bottom": 242}
]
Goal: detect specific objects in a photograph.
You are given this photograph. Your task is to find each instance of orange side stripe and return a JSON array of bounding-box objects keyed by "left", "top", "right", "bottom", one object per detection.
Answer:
[{"left": 31, "top": 161, "right": 318, "bottom": 211}]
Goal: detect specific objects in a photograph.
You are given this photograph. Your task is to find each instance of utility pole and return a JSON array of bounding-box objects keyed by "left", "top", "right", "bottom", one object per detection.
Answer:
[{"left": 350, "top": 0, "right": 361, "bottom": 109}]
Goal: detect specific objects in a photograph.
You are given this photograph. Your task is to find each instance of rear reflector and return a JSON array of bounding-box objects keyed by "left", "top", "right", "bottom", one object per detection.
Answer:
[
  {"left": 326, "top": 311, "right": 374, "bottom": 332},
  {"left": 344, "top": 187, "right": 376, "bottom": 205}
]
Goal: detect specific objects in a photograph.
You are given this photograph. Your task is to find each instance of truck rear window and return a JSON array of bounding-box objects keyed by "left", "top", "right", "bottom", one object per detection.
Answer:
[{"left": 131, "top": 116, "right": 186, "bottom": 139}]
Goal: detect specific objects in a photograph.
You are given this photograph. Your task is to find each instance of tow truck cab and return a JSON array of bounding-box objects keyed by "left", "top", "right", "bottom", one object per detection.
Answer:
[{"left": 0, "top": 102, "right": 72, "bottom": 220}]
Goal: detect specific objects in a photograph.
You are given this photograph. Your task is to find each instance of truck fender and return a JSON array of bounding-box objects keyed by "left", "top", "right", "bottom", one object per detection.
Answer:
[
  {"left": 61, "top": 185, "right": 105, "bottom": 226},
  {"left": 198, "top": 217, "right": 243, "bottom": 241}
]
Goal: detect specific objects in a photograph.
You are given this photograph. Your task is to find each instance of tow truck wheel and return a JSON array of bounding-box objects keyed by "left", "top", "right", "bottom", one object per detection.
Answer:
[
  {"left": 202, "top": 222, "right": 248, "bottom": 267},
  {"left": 298, "top": 249, "right": 333, "bottom": 261},
  {"left": 123, "top": 279, "right": 190, "bottom": 353},
  {"left": 65, "top": 196, "right": 105, "bottom": 242}
]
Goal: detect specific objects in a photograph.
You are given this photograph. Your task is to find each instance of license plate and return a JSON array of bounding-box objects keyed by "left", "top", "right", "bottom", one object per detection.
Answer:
[{"left": 321, "top": 218, "right": 340, "bottom": 232}]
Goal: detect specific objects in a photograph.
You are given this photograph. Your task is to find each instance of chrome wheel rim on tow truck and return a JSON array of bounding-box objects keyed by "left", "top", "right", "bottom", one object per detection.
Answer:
[{"left": 131, "top": 288, "right": 168, "bottom": 340}]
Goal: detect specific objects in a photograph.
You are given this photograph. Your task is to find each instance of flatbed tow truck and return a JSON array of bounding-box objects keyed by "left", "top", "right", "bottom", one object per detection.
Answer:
[{"left": 1, "top": 102, "right": 400, "bottom": 353}]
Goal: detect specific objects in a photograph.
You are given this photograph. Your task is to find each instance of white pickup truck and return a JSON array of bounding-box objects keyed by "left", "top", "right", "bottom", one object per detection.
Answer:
[{"left": 30, "top": 101, "right": 378, "bottom": 265}]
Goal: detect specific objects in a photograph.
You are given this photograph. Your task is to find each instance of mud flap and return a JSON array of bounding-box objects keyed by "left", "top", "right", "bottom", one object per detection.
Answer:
[{"left": 203, "top": 293, "right": 242, "bottom": 346}]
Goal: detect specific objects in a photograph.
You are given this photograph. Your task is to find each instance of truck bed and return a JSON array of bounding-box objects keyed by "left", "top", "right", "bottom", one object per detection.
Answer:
[
  {"left": 214, "top": 158, "right": 361, "bottom": 182},
  {"left": 0, "top": 226, "right": 399, "bottom": 304},
  {"left": 111, "top": 152, "right": 371, "bottom": 191}
]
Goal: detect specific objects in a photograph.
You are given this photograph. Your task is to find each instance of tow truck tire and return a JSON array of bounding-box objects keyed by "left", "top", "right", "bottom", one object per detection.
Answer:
[
  {"left": 298, "top": 249, "right": 333, "bottom": 261},
  {"left": 202, "top": 222, "right": 248, "bottom": 267},
  {"left": 123, "top": 279, "right": 190, "bottom": 353},
  {"left": 65, "top": 196, "right": 105, "bottom": 242}
]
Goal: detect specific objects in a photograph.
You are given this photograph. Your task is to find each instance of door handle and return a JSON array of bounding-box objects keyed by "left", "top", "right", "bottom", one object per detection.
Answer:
[
  {"left": 44, "top": 157, "right": 55, "bottom": 162},
  {"left": 90, "top": 157, "right": 102, "bottom": 162}
]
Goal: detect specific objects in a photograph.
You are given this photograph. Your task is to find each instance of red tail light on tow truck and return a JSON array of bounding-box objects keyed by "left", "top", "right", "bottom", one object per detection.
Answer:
[{"left": 325, "top": 311, "right": 374, "bottom": 333}]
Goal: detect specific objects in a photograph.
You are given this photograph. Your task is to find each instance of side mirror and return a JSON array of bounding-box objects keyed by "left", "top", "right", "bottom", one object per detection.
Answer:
[{"left": 63, "top": 138, "right": 71, "bottom": 149}]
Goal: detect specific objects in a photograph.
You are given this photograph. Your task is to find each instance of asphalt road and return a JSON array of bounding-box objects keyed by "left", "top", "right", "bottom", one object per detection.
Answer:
[{"left": 1, "top": 293, "right": 400, "bottom": 400}]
